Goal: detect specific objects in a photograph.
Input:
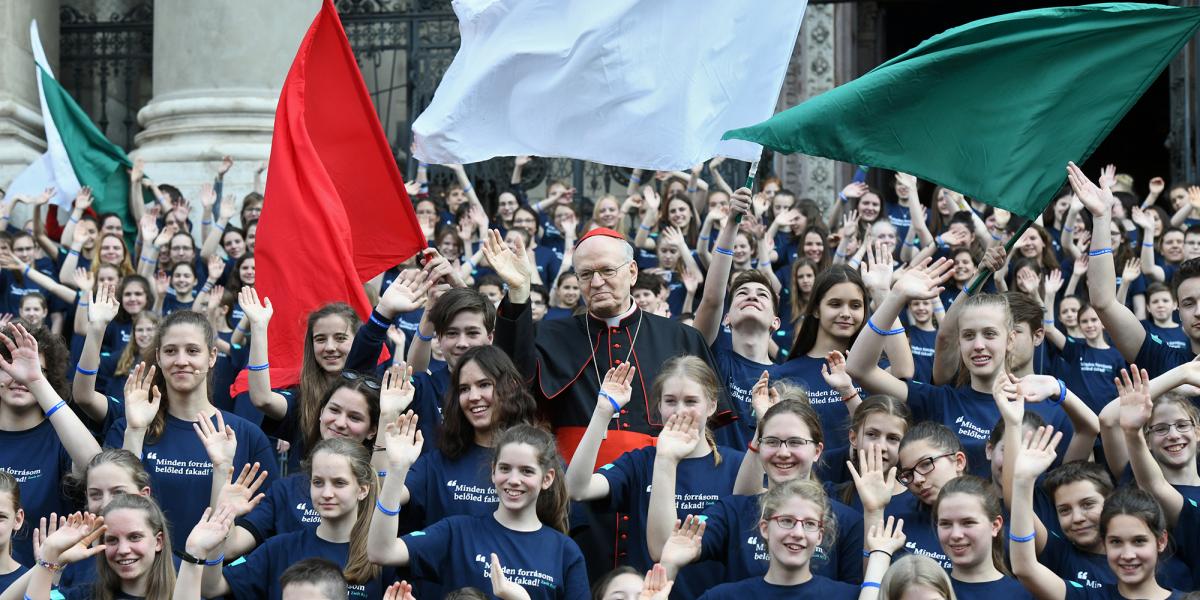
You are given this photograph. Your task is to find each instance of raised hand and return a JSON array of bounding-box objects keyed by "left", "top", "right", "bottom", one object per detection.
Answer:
[
  {"left": 140, "top": 212, "right": 159, "bottom": 243},
  {"left": 891, "top": 257, "right": 953, "bottom": 301},
  {"left": 383, "top": 581, "right": 417, "bottom": 600},
  {"left": 840, "top": 209, "right": 860, "bottom": 239},
  {"left": 238, "top": 287, "right": 273, "bottom": 327},
  {"left": 39, "top": 512, "right": 106, "bottom": 565},
  {"left": 655, "top": 413, "right": 700, "bottom": 463},
  {"left": 0, "top": 323, "right": 45, "bottom": 386},
  {"left": 1016, "top": 269, "right": 1041, "bottom": 298},
  {"left": 641, "top": 186, "right": 661, "bottom": 213},
  {"left": 637, "top": 564, "right": 674, "bottom": 600},
  {"left": 1116, "top": 365, "right": 1152, "bottom": 432},
  {"left": 1130, "top": 207, "right": 1155, "bottom": 231},
  {"left": 772, "top": 208, "right": 801, "bottom": 230},
  {"left": 490, "top": 553, "right": 532, "bottom": 600},
  {"left": 661, "top": 227, "right": 688, "bottom": 251},
  {"left": 848, "top": 443, "right": 897, "bottom": 513},
  {"left": 185, "top": 505, "right": 236, "bottom": 557},
  {"left": 1073, "top": 252, "right": 1089, "bottom": 276},
  {"left": 1098, "top": 163, "right": 1118, "bottom": 191},
  {"left": 1066, "top": 162, "right": 1114, "bottom": 217},
  {"left": 597, "top": 362, "right": 636, "bottom": 417},
  {"left": 992, "top": 371, "right": 1024, "bottom": 424},
  {"left": 213, "top": 463, "right": 268, "bottom": 517},
  {"left": 481, "top": 229, "right": 533, "bottom": 291},
  {"left": 895, "top": 173, "right": 918, "bottom": 201},
  {"left": 219, "top": 195, "right": 236, "bottom": 221},
  {"left": 381, "top": 363, "right": 416, "bottom": 415},
  {"left": 1014, "top": 425, "right": 1063, "bottom": 484},
  {"left": 207, "top": 253, "right": 225, "bottom": 278},
  {"left": 865, "top": 516, "right": 906, "bottom": 555},
  {"left": 386, "top": 325, "right": 406, "bottom": 350},
  {"left": 750, "top": 370, "right": 781, "bottom": 421},
  {"left": 218, "top": 155, "right": 234, "bottom": 176},
  {"left": 821, "top": 351, "right": 853, "bottom": 393},
  {"left": 379, "top": 269, "right": 431, "bottom": 316},
  {"left": 860, "top": 240, "right": 894, "bottom": 292},
  {"left": 728, "top": 187, "right": 753, "bottom": 219},
  {"left": 681, "top": 269, "right": 701, "bottom": 294},
  {"left": 74, "top": 186, "right": 93, "bottom": 212},
  {"left": 74, "top": 267, "right": 94, "bottom": 293},
  {"left": 1044, "top": 269, "right": 1063, "bottom": 300},
  {"left": 154, "top": 271, "right": 170, "bottom": 298},
  {"left": 130, "top": 157, "right": 145, "bottom": 182},
  {"left": 841, "top": 182, "right": 869, "bottom": 201},
  {"left": 1122, "top": 258, "right": 1142, "bottom": 283},
  {"left": 940, "top": 227, "right": 970, "bottom": 248},
  {"left": 89, "top": 283, "right": 120, "bottom": 325},
  {"left": 1148, "top": 176, "right": 1165, "bottom": 197},
  {"left": 383, "top": 412, "right": 424, "bottom": 471},
  {"left": 194, "top": 409, "right": 237, "bottom": 467},
  {"left": 659, "top": 515, "right": 705, "bottom": 569}
]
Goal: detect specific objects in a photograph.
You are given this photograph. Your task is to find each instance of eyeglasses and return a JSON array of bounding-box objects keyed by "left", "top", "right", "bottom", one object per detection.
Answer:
[
  {"left": 341, "top": 371, "right": 381, "bottom": 390},
  {"left": 1147, "top": 419, "right": 1195, "bottom": 437},
  {"left": 577, "top": 261, "right": 632, "bottom": 284},
  {"left": 759, "top": 436, "right": 816, "bottom": 450},
  {"left": 897, "top": 453, "right": 954, "bottom": 486},
  {"left": 765, "top": 515, "right": 822, "bottom": 532}
]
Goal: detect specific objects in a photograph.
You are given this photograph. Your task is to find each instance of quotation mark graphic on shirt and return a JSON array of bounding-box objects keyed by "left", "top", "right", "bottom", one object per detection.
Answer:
[
  {"left": 447, "top": 480, "right": 458, "bottom": 487},
  {"left": 296, "top": 503, "right": 306, "bottom": 511},
  {"left": 146, "top": 452, "right": 158, "bottom": 460},
  {"left": 475, "top": 554, "right": 487, "bottom": 564}
]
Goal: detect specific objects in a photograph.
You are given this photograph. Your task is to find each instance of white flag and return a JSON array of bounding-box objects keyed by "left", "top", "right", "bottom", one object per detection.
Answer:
[{"left": 412, "top": 0, "right": 807, "bottom": 171}]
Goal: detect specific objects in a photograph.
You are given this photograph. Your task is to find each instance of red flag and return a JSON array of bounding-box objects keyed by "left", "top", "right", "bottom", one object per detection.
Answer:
[{"left": 238, "top": 0, "right": 423, "bottom": 391}]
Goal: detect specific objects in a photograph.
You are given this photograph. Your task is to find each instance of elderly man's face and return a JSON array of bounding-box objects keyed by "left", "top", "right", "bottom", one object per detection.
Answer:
[{"left": 574, "top": 236, "right": 636, "bottom": 318}]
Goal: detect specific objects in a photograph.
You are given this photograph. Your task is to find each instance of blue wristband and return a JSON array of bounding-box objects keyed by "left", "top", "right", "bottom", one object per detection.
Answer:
[
  {"left": 631, "top": 175, "right": 642, "bottom": 184},
  {"left": 839, "top": 192, "right": 848, "bottom": 203},
  {"left": 203, "top": 554, "right": 224, "bottom": 566},
  {"left": 214, "top": 222, "right": 225, "bottom": 232},
  {"left": 69, "top": 216, "right": 80, "bottom": 224},
  {"left": 866, "top": 319, "right": 905, "bottom": 336},
  {"left": 1087, "top": 248, "right": 1113, "bottom": 257},
  {"left": 599, "top": 390, "right": 621, "bottom": 413},
  {"left": 68, "top": 248, "right": 80, "bottom": 256},
  {"left": 936, "top": 234, "right": 946, "bottom": 247},
  {"left": 639, "top": 223, "right": 652, "bottom": 232},
  {"left": 247, "top": 362, "right": 269, "bottom": 372},
  {"left": 1051, "top": 378, "right": 1067, "bottom": 406},
  {"left": 1143, "top": 242, "right": 1154, "bottom": 248},
  {"left": 368, "top": 312, "right": 389, "bottom": 328},
  {"left": 22, "top": 264, "right": 30, "bottom": 277},
  {"left": 140, "top": 255, "right": 156, "bottom": 265},
  {"left": 202, "top": 220, "right": 213, "bottom": 226},
  {"left": 1009, "top": 531, "right": 1036, "bottom": 543},
  {"left": 1043, "top": 319, "right": 1054, "bottom": 325},
  {"left": 376, "top": 498, "right": 400, "bottom": 516},
  {"left": 45, "top": 400, "right": 67, "bottom": 418},
  {"left": 76, "top": 365, "right": 98, "bottom": 376},
  {"left": 698, "top": 235, "right": 710, "bottom": 242},
  {"left": 861, "top": 582, "right": 882, "bottom": 589},
  {"left": 462, "top": 184, "right": 473, "bottom": 194},
  {"left": 714, "top": 247, "right": 734, "bottom": 256},
  {"left": 416, "top": 330, "right": 435, "bottom": 342}
]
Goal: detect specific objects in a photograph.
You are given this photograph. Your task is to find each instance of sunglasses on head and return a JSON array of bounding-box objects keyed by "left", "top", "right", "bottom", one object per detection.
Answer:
[{"left": 340, "top": 371, "right": 381, "bottom": 390}]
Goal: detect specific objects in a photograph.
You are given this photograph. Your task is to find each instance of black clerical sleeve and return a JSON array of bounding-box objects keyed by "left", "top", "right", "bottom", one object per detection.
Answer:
[{"left": 495, "top": 296, "right": 537, "bottom": 384}]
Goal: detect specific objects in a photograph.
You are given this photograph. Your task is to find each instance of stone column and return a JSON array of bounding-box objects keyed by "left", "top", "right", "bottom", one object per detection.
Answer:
[
  {"left": 132, "top": 0, "right": 320, "bottom": 209},
  {"left": 774, "top": 3, "right": 855, "bottom": 209},
  {"left": 0, "top": 0, "right": 60, "bottom": 187}
]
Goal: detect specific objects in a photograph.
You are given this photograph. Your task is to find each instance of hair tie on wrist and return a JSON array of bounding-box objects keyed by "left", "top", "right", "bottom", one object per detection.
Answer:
[
  {"left": 44, "top": 400, "right": 67, "bottom": 420},
  {"left": 599, "top": 390, "right": 621, "bottom": 413},
  {"left": 866, "top": 319, "right": 905, "bottom": 336},
  {"left": 714, "top": 247, "right": 734, "bottom": 256},
  {"left": 416, "top": 331, "right": 435, "bottom": 342},
  {"left": 203, "top": 554, "right": 225, "bottom": 566},
  {"left": 1087, "top": 248, "right": 1113, "bottom": 257},
  {"left": 247, "top": 362, "right": 269, "bottom": 372},
  {"left": 375, "top": 498, "right": 400, "bottom": 516},
  {"left": 1009, "top": 531, "right": 1036, "bottom": 543}
]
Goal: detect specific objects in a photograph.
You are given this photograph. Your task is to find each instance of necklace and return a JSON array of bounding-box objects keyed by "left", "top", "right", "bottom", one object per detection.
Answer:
[{"left": 585, "top": 308, "right": 644, "bottom": 389}]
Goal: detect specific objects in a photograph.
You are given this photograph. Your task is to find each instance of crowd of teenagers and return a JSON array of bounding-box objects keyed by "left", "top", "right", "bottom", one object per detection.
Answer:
[{"left": 1, "top": 153, "right": 1200, "bottom": 600}]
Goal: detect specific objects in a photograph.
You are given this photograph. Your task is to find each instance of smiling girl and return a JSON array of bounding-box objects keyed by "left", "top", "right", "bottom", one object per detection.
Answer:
[{"left": 369, "top": 423, "right": 588, "bottom": 600}]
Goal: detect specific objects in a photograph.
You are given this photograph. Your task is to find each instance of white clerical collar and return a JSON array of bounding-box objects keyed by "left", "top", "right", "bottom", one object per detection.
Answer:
[{"left": 591, "top": 301, "right": 637, "bottom": 328}]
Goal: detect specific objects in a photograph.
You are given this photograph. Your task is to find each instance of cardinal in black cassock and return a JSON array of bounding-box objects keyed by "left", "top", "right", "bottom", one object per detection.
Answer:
[{"left": 495, "top": 227, "right": 735, "bottom": 577}]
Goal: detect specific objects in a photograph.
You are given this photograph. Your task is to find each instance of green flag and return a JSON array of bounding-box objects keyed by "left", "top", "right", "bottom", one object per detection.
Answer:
[
  {"left": 38, "top": 65, "right": 139, "bottom": 236},
  {"left": 723, "top": 3, "right": 1200, "bottom": 219}
]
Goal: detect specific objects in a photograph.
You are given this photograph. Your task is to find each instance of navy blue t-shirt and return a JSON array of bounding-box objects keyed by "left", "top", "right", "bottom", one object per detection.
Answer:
[
  {"left": 0, "top": 419, "right": 74, "bottom": 566},
  {"left": 1039, "top": 531, "right": 1194, "bottom": 592},
  {"left": 782, "top": 354, "right": 866, "bottom": 456},
  {"left": 1055, "top": 340, "right": 1125, "bottom": 413},
  {"left": 698, "top": 493, "right": 864, "bottom": 585},
  {"left": 950, "top": 576, "right": 1032, "bottom": 599},
  {"left": 402, "top": 444, "right": 498, "bottom": 527},
  {"left": 1170, "top": 498, "right": 1200, "bottom": 575},
  {"left": 0, "top": 564, "right": 28, "bottom": 595},
  {"left": 402, "top": 514, "right": 589, "bottom": 600},
  {"left": 104, "top": 411, "right": 279, "bottom": 549},
  {"left": 1142, "top": 320, "right": 1189, "bottom": 351},
  {"left": 224, "top": 527, "right": 391, "bottom": 600},
  {"left": 891, "top": 501, "right": 951, "bottom": 571},
  {"left": 1134, "top": 332, "right": 1195, "bottom": 379},
  {"left": 237, "top": 472, "right": 319, "bottom": 544},
  {"left": 599, "top": 445, "right": 743, "bottom": 598},
  {"left": 698, "top": 574, "right": 857, "bottom": 600},
  {"left": 713, "top": 345, "right": 834, "bottom": 448},
  {"left": 1064, "top": 587, "right": 1188, "bottom": 600},
  {"left": 909, "top": 327, "right": 938, "bottom": 384},
  {"left": 904, "top": 382, "right": 1073, "bottom": 480}
]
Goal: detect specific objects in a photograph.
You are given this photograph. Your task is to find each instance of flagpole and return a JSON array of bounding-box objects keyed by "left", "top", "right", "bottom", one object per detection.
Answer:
[
  {"left": 965, "top": 217, "right": 1033, "bottom": 295},
  {"left": 735, "top": 158, "right": 761, "bottom": 223}
]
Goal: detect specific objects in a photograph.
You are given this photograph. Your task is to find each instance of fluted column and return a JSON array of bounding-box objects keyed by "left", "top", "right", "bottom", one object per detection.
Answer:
[{"left": 0, "top": 0, "right": 60, "bottom": 187}]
